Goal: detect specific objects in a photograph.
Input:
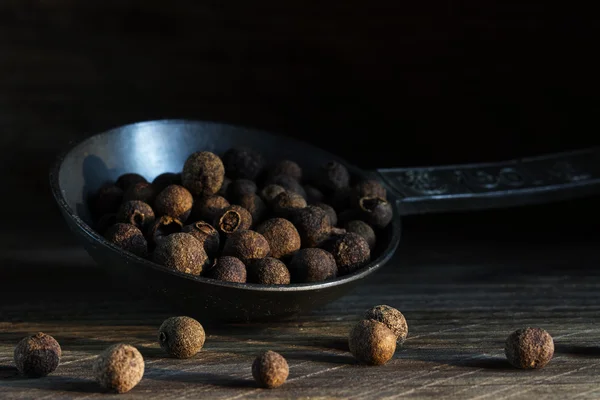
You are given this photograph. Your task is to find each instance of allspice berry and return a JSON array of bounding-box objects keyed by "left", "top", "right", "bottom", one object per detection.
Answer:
[
  {"left": 222, "top": 230, "right": 270, "bottom": 265},
  {"left": 329, "top": 233, "right": 371, "bottom": 276},
  {"left": 154, "top": 184, "right": 194, "bottom": 223},
  {"left": 505, "top": 327, "right": 554, "bottom": 369},
  {"left": 289, "top": 248, "right": 337, "bottom": 283},
  {"left": 256, "top": 218, "right": 301, "bottom": 259},
  {"left": 222, "top": 147, "right": 265, "bottom": 180},
  {"left": 123, "top": 182, "right": 157, "bottom": 205},
  {"left": 214, "top": 205, "right": 252, "bottom": 236},
  {"left": 249, "top": 257, "right": 291, "bottom": 285},
  {"left": 349, "top": 319, "right": 396, "bottom": 365},
  {"left": 207, "top": 256, "right": 247, "bottom": 283},
  {"left": 318, "top": 161, "right": 350, "bottom": 193},
  {"left": 271, "top": 191, "right": 307, "bottom": 219},
  {"left": 365, "top": 305, "right": 408, "bottom": 344},
  {"left": 116, "top": 200, "right": 155, "bottom": 232},
  {"left": 252, "top": 350, "right": 289, "bottom": 389},
  {"left": 116, "top": 173, "right": 147, "bottom": 191},
  {"left": 92, "top": 184, "right": 123, "bottom": 217},
  {"left": 304, "top": 184, "right": 324, "bottom": 204},
  {"left": 235, "top": 193, "right": 267, "bottom": 225},
  {"left": 264, "top": 174, "right": 307, "bottom": 199},
  {"left": 14, "top": 332, "right": 61, "bottom": 378},
  {"left": 352, "top": 180, "right": 387, "bottom": 204},
  {"left": 104, "top": 223, "right": 148, "bottom": 258},
  {"left": 267, "top": 160, "right": 302, "bottom": 181},
  {"left": 260, "top": 184, "right": 286, "bottom": 205},
  {"left": 227, "top": 179, "right": 258, "bottom": 200},
  {"left": 147, "top": 215, "right": 183, "bottom": 246},
  {"left": 191, "top": 195, "right": 230, "bottom": 224},
  {"left": 345, "top": 220, "right": 376, "bottom": 250},
  {"left": 182, "top": 221, "right": 220, "bottom": 257},
  {"left": 158, "top": 316, "right": 206, "bottom": 359},
  {"left": 292, "top": 205, "right": 341, "bottom": 248},
  {"left": 153, "top": 232, "right": 209, "bottom": 276},
  {"left": 314, "top": 202, "right": 337, "bottom": 226},
  {"left": 182, "top": 151, "right": 225, "bottom": 196},
  {"left": 152, "top": 172, "right": 182, "bottom": 192},
  {"left": 93, "top": 344, "right": 144, "bottom": 394},
  {"left": 357, "top": 197, "right": 393, "bottom": 229}
]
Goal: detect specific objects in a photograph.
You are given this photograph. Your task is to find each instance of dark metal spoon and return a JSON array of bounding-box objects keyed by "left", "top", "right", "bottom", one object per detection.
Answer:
[{"left": 49, "top": 119, "right": 600, "bottom": 322}]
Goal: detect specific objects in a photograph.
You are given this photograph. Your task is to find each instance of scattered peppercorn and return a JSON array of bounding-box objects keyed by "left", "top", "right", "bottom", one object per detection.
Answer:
[
  {"left": 249, "top": 257, "right": 291, "bottom": 285},
  {"left": 314, "top": 202, "right": 338, "bottom": 226},
  {"left": 292, "top": 205, "right": 341, "bottom": 248},
  {"left": 91, "top": 184, "right": 123, "bottom": 217},
  {"left": 256, "top": 218, "right": 301, "bottom": 259},
  {"left": 217, "top": 176, "right": 232, "bottom": 197},
  {"left": 154, "top": 184, "right": 194, "bottom": 223},
  {"left": 344, "top": 220, "right": 376, "bottom": 250},
  {"left": 182, "top": 151, "right": 225, "bottom": 196},
  {"left": 252, "top": 350, "right": 289, "bottom": 389},
  {"left": 351, "top": 180, "right": 387, "bottom": 204},
  {"left": 95, "top": 213, "right": 117, "bottom": 235},
  {"left": 104, "top": 223, "right": 148, "bottom": 258},
  {"left": 271, "top": 191, "right": 307, "bottom": 219},
  {"left": 267, "top": 160, "right": 302, "bottom": 181},
  {"left": 123, "top": 182, "right": 157, "bottom": 205},
  {"left": 191, "top": 195, "right": 230, "bottom": 225},
  {"left": 182, "top": 221, "right": 220, "bottom": 257},
  {"left": 207, "top": 256, "right": 247, "bottom": 283},
  {"left": 357, "top": 197, "right": 393, "bottom": 229},
  {"left": 364, "top": 305, "right": 408, "bottom": 344},
  {"left": 227, "top": 179, "right": 258, "bottom": 200},
  {"left": 222, "top": 147, "right": 265, "bottom": 180},
  {"left": 318, "top": 161, "right": 350, "bottom": 193},
  {"left": 158, "top": 316, "right": 206, "bottom": 359},
  {"left": 14, "top": 332, "right": 61, "bottom": 378},
  {"left": 348, "top": 319, "right": 396, "bottom": 365},
  {"left": 116, "top": 200, "right": 155, "bottom": 232},
  {"left": 93, "top": 343, "right": 144, "bottom": 394},
  {"left": 214, "top": 205, "right": 253, "bottom": 236},
  {"left": 235, "top": 193, "right": 267, "bottom": 225},
  {"left": 329, "top": 232, "right": 370, "bottom": 276},
  {"left": 505, "top": 327, "right": 554, "bottom": 369},
  {"left": 222, "top": 230, "right": 270, "bottom": 265},
  {"left": 304, "top": 184, "right": 324, "bottom": 204},
  {"left": 116, "top": 173, "right": 147, "bottom": 191},
  {"left": 259, "top": 184, "right": 286, "bottom": 205},
  {"left": 264, "top": 174, "right": 307, "bottom": 199},
  {"left": 153, "top": 232, "right": 208, "bottom": 275},
  {"left": 147, "top": 215, "right": 183, "bottom": 246},
  {"left": 289, "top": 248, "right": 337, "bottom": 283},
  {"left": 152, "top": 172, "right": 182, "bottom": 192}
]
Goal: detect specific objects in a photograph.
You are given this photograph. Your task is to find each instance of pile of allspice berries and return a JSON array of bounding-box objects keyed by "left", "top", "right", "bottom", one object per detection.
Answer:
[
  {"left": 90, "top": 147, "right": 394, "bottom": 284},
  {"left": 12, "top": 306, "right": 555, "bottom": 394}
]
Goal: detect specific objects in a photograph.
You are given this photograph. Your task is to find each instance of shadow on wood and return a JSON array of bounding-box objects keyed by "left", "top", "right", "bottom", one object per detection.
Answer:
[
  {"left": 555, "top": 344, "right": 600, "bottom": 358},
  {"left": 0, "top": 376, "right": 99, "bottom": 393},
  {"left": 146, "top": 368, "right": 255, "bottom": 388}
]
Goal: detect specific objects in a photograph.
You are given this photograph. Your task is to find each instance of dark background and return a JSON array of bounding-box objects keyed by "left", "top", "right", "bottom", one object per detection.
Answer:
[{"left": 1, "top": 1, "right": 598, "bottom": 234}]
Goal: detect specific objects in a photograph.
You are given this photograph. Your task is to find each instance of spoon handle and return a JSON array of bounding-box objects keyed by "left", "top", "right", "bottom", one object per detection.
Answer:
[{"left": 376, "top": 147, "right": 600, "bottom": 216}]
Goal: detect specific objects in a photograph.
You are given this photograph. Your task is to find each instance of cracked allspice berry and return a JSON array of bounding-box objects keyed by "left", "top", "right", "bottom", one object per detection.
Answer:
[
  {"left": 182, "top": 151, "right": 225, "bottom": 196},
  {"left": 93, "top": 344, "right": 144, "bottom": 393},
  {"left": 214, "top": 205, "right": 252, "bottom": 236},
  {"left": 14, "top": 332, "right": 61, "bottom": 378},
  {"left": 256, "top": 218, "right": 300, "bottom": 259},
  {"left": 207, "top": 256, "right": 247, "bottom": 283},
  {"left": 104, "top": 223, "right": 148, "bottom": 258},
  {"left": 505, "top": 327, "right": 554, "bottom": 369},
  {"left": 147, "top": 215, "right": 183, "bottom": 246},
  {"left": 222, "top": 230, "right": 270, "bottom": 265},
  {"left": 153, "top": 232, "right": 209, "bottom": 275},
  {"left": 116, "top": 200, "right": 155, "bottom": 232},
  {"left": 351, "top": 180, "right": 387, "bottom": 204},
  {"left": 259, "top": 184, "right": 286, "bottom": 205},
  {"left": 183, "top": 221, "right": 220, "bottom": 257},
  {"left": 349, "top": 319, "right": 396, "bottom": 365},
  {"left": 249, "top": 257, "right": 290, "bottom": 285},
  {"left": 158, "top": 316, "right": 205, "bottom": 359},
  {"left": 365, "top": 305, "right": 408, "bottom": 344},
  {"left": 252, "top": 350, "right": 289, "bottom": 388},
  {"left": 356, "top": 196, "right": 393, "bottom": 229},
  {"left": 154, "top": 184, "right": 194, "bottom": 223}
]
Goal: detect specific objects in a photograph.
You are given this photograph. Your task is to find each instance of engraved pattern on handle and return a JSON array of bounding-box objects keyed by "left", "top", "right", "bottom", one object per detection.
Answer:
[{"left": 377, "top": 147, "right": 600, "bottom": 216}]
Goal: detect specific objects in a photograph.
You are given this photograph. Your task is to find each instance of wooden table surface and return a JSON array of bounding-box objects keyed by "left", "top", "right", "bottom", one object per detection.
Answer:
[{"left": 2, "top": 209, "right": 600, "bottom": 399}]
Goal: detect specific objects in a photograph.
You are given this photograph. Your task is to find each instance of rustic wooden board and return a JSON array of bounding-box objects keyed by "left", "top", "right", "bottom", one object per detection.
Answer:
[{"left": 2, "top": 228, "right": 600, "bottom": 399}]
